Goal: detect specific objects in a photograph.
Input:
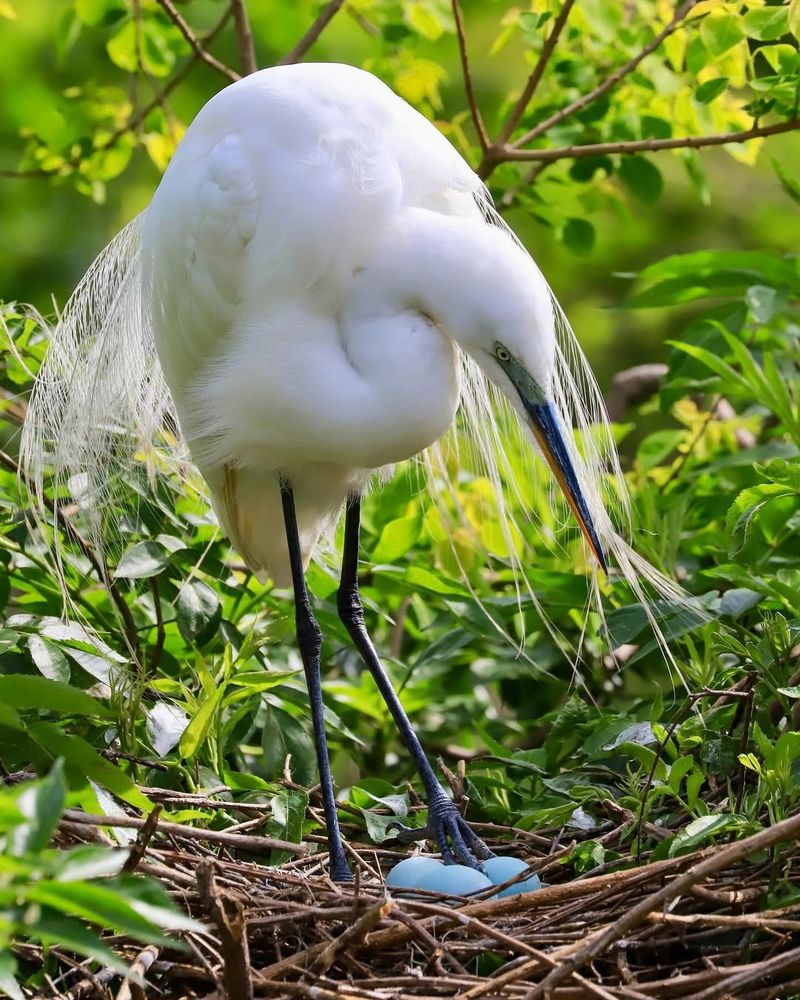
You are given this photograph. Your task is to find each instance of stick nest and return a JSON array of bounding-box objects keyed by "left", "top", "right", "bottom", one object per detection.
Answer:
[{"left": 32, "top": 795, "right": 800, "bottom": 1000}]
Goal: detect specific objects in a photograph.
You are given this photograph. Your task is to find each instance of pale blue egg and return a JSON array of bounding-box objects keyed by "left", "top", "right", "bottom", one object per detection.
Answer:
[
  {"left": 386, "top": 856, "right": 443, "bottom": 890},
  {"left": 483, "top": 856, "right": 542, "bottom": 897},
  {"left": 420, "top": 863, "right": 493, "bottom": 897}
]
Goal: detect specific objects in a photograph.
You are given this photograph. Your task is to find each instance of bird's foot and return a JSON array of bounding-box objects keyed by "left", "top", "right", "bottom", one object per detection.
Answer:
[{"left": 391, "top": 794, "right": 494, "bottom": 868}]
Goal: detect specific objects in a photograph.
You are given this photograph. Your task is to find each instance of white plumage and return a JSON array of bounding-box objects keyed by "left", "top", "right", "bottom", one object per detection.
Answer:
[
  {"left": 23, "top": 61, "right": 687, "bottom": 618},
  {"left": 142, "top": 63, "right": 555, "bottom": 584}
]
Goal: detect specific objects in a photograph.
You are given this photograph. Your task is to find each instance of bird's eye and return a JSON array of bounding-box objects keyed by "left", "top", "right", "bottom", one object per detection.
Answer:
[{"left": 495, "top": 345, "right": 511, "bottom": 363}]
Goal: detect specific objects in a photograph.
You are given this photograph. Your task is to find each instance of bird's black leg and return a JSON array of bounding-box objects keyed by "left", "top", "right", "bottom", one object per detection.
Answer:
[
  {"left": 280, "top": 482, "right": 352, "bottom": 883},
  {"left": 337, "top": 495, "right": 492, "bottom": 868}
]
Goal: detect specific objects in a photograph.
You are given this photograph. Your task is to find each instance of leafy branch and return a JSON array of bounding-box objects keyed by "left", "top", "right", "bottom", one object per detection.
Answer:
[{"left": 279, "top": 0, "right": 347, "bottom": 66}]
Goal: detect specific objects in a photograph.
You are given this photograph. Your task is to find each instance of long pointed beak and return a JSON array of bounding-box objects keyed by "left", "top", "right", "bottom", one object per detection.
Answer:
[{"left": 526, "top": 401, "right": 608, "bottom": 574}]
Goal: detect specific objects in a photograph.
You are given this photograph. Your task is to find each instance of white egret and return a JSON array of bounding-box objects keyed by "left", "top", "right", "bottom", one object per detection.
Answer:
[{"left": 23, "top": 63, "right": 684, "bottom": 881}]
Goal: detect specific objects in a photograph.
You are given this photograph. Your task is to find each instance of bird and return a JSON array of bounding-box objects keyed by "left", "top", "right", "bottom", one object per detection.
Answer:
[{"left": 23, "top": 62, "right": 685, "bottom": 882}]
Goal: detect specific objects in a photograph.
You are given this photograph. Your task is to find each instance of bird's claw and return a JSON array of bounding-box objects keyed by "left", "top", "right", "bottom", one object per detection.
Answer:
[{"left": 389, "top": 797, "right": 494, "bottom": 869}]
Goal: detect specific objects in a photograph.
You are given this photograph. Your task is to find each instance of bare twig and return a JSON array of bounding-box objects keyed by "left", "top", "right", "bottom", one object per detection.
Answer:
[
  {"left": 61, "top": 809, "right": 308, "bottom": 856},
  {"left": 512, "top": 0, "right": 697, "bottom": 149},
  {"left": 231, "top": 0, "right": 257, "bottom": 75},
  {"left": 156, "top": 0, "right": 240, "bottom": 81},
  {"left": 115, "top": 946, "right": 159, "bottom": 1000},
  {"left": 499, "top": 118, "right": 800, "bottom": 163},
  {"left": 493, "top": 0, "right": 576, "bottom": 150},
  {"left": 278, "top": 0, "right": 346, "bottom": 65},
  {"left": 197, "top": 860, "right": 254, "bottom": 1000},
  {"left": 122, "top": 804, "right": 163, "bottom": 874},
  {"left": 451, "top": 0, "right": 489, "bottom": 151}
]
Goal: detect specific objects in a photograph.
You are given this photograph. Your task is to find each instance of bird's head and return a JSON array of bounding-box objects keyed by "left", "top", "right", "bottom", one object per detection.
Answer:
[{"left": 431, "top": 217, "right": 609, "bottom": 573}]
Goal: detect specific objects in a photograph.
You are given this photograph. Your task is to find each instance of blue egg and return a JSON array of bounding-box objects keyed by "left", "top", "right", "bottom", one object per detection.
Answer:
[
  {"left": 419, "top": 863, "right": 493, "bottom": 898},
  {"left": 483, "top": 856, "right": 542, "bottom": 897},
  {"left": 386, "top": 856, "right": 444, "bottom": 890}
]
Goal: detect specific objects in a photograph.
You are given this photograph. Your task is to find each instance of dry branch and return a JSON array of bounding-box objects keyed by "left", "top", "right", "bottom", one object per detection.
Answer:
[
  {"left": 61, "top": 809, "right": 308, "bottom": 857},
  {"left": 451, "top": 0, "right": 489, "bottom": 151},
  {"left": 232, "top": 0, "right": 258, "bottom": 75}
]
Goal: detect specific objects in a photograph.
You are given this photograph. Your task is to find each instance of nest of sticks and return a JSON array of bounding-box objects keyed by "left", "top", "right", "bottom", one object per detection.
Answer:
[{"left": 27, "top": 794, "right": 800, "bottom": 1000}]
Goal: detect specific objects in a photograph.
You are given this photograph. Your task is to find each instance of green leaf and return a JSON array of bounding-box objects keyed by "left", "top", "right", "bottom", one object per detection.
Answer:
[
  {"left": 726, "top": 483, "right": 798, "bottom": 552},
  {"left": 618, "top": 156, "right": 663, "bottom": 205},
  {"left": 267, "top": 789, "right": 308, "bottom": 861},
  {"left": 114, "top": 540, "right": 170, "bottom": 579},
  {"left": 262, "top": 707, "right": 317, "bottom": 787},
  {"left": 562, "top": 217, "right": 595, "bottom": 256},
  {"left": 0, "top": 955, "right": 23, "bottom": 1000},
  {"left": 27, "top": 881, "right": 173, "bottom": 944},
  {"left": 178, "top": 686, "right": 224, "bottom": 759},
  {"left": 700, "top": 12, "right": 744, "bottom": 56},
  {"left": 372, "top": 515, "right": 421, "bottom": 563},
  {"left": 0, "top": 675, "right": 111, "bottom": 718},
  {"left": 9, "top": 759, "right": 66, "bottom": 856},
  {"left": 177, "top": 580, "right": 222, "bottom": 645},
  {"left": 406, "top": 2, "right": 444, "bottom": 41},
  {"left": 695, "top": 77, "right": 728, "bottom": 104},
  {"left": 24, "top": 909, "right": 130, "bottom": 973},
  {"left": 669, "top": 814, "right": 748, "bottom": 856},
  {"left": 772, "top": 157, "right": 800, "bottom": 206},
  {"left": 27, "top": 723, "right": 152, "bottom": 810},
  {"left": 26, "top": 635, "right": 70, "bottom": 683},
  {"left": 743, "top": 6, "right": 789, "bottom": 40}
]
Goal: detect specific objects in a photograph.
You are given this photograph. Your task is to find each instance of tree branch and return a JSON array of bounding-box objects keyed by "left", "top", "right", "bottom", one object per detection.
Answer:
[
  {"left": 494, "top": 118, "right": 800, "bottom": 163},
  {"left": 156, "top": 0, "right": 240, "bottom": 82},
  {"left": 512, "top": 0, "right": 696, "bottom": 149},
  {"left": 492, "top": 0, "right": 576, "bottom": 150},
  {"left": 231, "top": 0, "right": 258, "bottom": 75},
  {"left": 278, "top": 0, "right": 346, "bottom": 66},
  {"left": 451, "top": 0, "right": 489, "bottom": 152}
]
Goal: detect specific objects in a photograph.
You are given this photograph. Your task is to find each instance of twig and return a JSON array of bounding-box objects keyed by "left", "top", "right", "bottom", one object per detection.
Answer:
[
  {"left": 309, "top": 897, "right": 393, "bottom": 975},
  {"left": 122, "top": 804, "right": 163, "bottom": 874},
  {"left": 512, "top": 0, "right": 697, "bottom": 148},
  {"left": 523, "top": 810, "right": 800, "bottom": 998},
  {"left": 451, "top": 0, "right": 489, "bottom": 151},
  {"left": 278, "top": 0, "right": 346, "bottom": 65},
  {"left": 498, "top": 118, "right": 800, "bottom": 163},
  {"left": 691, "top": 944, "right": 800, "bottom": 1000},
  {"left": 61, "top": 809, "right": 308, "bottom": 856},
  {"left": 156, "top": 0, "right": 240, "bottom": 81},
  {"left": 115, "top": 946, "right": 159, "bottom": 1000},
  {"left": 231, "top": 0, "right": 257, "bottom": 75},
  {"left": 492, "top": 0, "right": 576, "bottom": 149},
  {"left": 197, "top": 860, "right": 254, "bottom": 1000}
]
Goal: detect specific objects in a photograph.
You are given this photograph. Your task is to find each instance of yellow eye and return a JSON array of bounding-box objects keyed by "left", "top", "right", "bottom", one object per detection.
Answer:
[{"left": 495, "top": 345, "right": 511, "bottom": 363}]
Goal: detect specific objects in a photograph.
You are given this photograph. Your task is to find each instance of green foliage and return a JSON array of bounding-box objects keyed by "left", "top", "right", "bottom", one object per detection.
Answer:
[{"left": 0, "top": 760, "right": 203, "bottom": 998}]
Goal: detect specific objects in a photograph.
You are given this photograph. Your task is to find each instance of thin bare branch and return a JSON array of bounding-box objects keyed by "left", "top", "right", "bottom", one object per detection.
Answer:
[
  {"left": 495, "top": 118, "right": 800, "bottom": 163},
  {"left": 451, "top": 0, "right": 489, "bottom": 152},
  {"left": 156, "top": 0, "right": 240, "bottom": 81},
  {"left": 493, "top": 0, "right": 576, "bottom": 149},
  {"left": 512, "top": 0, "right": 696, "bottom": 149},
  {"left": 231, "top": 0, "right": 258, "bottom": 75},
  {"left": 278, "top": 0, "right": 346, "bottom": 66}
]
